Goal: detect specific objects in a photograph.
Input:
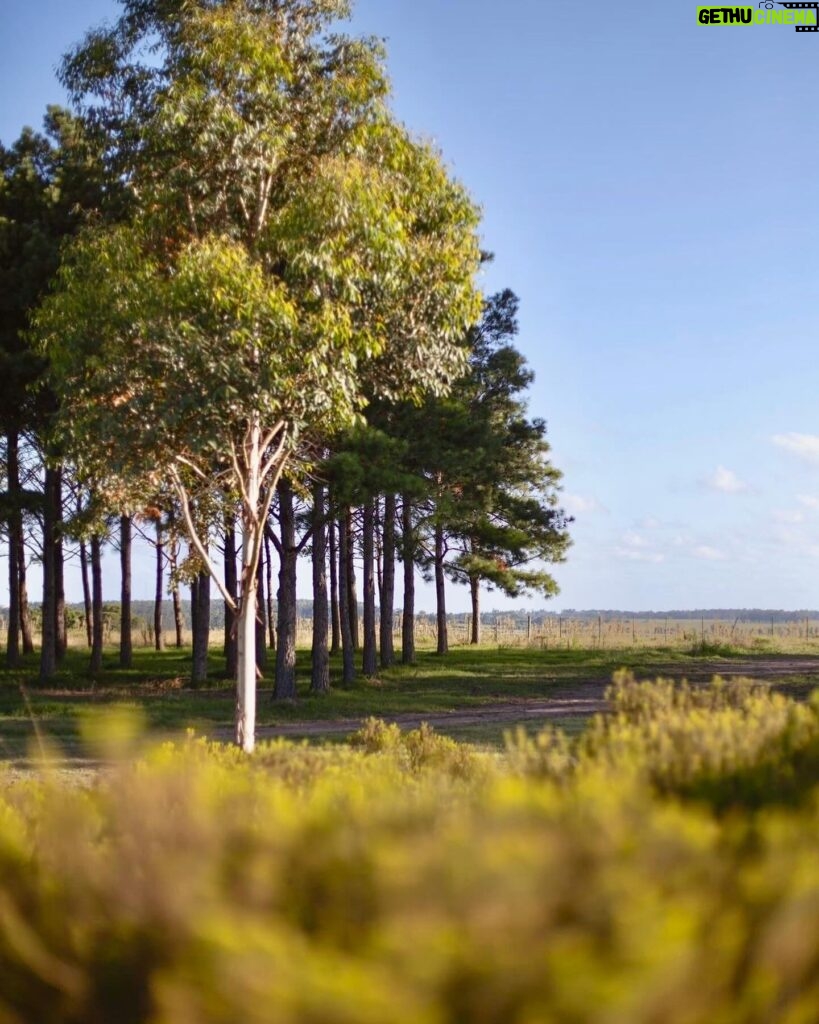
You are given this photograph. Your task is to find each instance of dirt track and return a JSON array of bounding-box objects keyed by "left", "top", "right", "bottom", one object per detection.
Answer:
[{"left": 218, "top": 655, "right": 819, "bottom": 740}]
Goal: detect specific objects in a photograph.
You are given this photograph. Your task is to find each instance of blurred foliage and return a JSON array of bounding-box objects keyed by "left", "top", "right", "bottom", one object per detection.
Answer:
[{"left": 1, "top": 678, "right": 819, "bottom": 1021}]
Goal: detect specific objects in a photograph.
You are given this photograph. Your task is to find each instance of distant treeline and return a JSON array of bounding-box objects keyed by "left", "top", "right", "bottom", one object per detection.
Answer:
[{"left": 3, "top": 604, "right": 819, "bottom": 630}]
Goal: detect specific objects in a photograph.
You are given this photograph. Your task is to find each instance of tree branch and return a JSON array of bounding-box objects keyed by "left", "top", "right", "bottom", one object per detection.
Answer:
[{"left": 168, "top": 466, "right": 237, "bottom": 612}]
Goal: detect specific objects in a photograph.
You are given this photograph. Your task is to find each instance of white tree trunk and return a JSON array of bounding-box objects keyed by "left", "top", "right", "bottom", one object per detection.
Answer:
[
  {"left": 235, "top": 420, "right": 262, "bottom": 753},
  {"left": 236, "top": 546, "right": 257, "bottom": 753}
]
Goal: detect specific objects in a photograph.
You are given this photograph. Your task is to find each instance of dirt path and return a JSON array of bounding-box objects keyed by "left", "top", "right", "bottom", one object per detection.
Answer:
[{"left": 210, "top": 656, "right": 819, "bottom": 740}]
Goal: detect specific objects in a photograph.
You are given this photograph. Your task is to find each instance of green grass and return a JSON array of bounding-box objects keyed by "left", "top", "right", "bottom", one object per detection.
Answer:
[{"left": 0, "top": 642, "right": 816, "bottom": 760}]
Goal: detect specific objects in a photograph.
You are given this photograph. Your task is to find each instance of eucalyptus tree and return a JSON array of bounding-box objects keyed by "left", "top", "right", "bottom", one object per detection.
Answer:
[{"left": 36, "top": 0, "right": 481, "bottom": 750}]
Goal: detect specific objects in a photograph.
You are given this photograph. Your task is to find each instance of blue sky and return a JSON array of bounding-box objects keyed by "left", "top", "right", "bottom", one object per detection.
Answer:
[{"left": 2, "top": 0, "right": 819, "bottom": 611}]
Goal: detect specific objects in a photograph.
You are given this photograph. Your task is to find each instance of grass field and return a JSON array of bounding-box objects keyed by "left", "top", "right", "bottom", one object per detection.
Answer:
[{"left": 2, "top": 641, "right": 818, "bottom": 761}]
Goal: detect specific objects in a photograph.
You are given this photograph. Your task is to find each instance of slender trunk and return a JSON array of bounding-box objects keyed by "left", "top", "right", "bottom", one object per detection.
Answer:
[
  {"left": 79, "top": 540, "right": 92, "bottom": 646},
  {"left": 19, "top": 538, "right": 34, "bottom": 655},
  {"left": 470, "top": 574, "right": 481, "bottom": 644},
  {"left": 234, "top": 416, "right": 264, "bottom": 751},
  {"left": 54, "top": 467, "right": 66, "bottom": 662},
  {"left": 329, "top": 516, "right": 341, "bottom": 654},
  {"left": 154, "top": 520, "right": 165, "bottom": 651},
  {"left": 255, "top": 549, "right": 267, "bottom": 672},
  {"left": 39, "top": 466, "right": 58, "bottom": 681},
  {"left": 380, "top": 493, "right": 396, "bottom": 668},
  {"left": 90, "top": 533, "right": 103, "bottom": 675},
  {"left": 274, "top": 479, "right": 297, "bottom": 700},
  {"left": 265, "top": 528, "right": 275, "bottom": 650},
  {"left": 119, "top": 514, "right": 132, "bottom": 668},
  {"left": 401, "top": 498, "right": 415, "bottom": 665},
  {"left": 170, "top": 534, "right": 184, "bottom": 649},
  {"left": 5, "top": 430, "right": 20, "bottom": 667},
  {"left": 346, "top": 509, "right": 359, "bottom": 650},
  {"left": 311, "top": 481, "right": 330, "bottom": 693},
  {"left": 338, "top": 513, "right": 356, "bottom": 685},
  {"left": 435, "top": 520, "right": 448, "bottom": 655},
  {"left": 224, "top": 520, "right": 238, "bottom": 679},
  {"left": 192, "top": 568, "right": 210, "bottom": 686},
  {"left": 362, "top": 498, "right": 377, "bottom": 677}
]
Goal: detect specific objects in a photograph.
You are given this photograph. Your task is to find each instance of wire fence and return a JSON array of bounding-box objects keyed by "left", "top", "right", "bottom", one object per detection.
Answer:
[{"left": 3, "top": 613, "right": 819, "bottom": 653}]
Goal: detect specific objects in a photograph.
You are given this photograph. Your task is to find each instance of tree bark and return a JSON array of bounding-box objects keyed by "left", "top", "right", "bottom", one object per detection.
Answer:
[
  {"left": 191, "top": 568, "right": 210, "bottom": 686},
  {"left": 362, "top": 498, "right": 377, "bottom": 677},
  {"left": 170, "top": 533, "right": 184, "bottom": 648},
  {"left": 310, "top": 481, "right": 330, "bottom": 693},
  {"left": 401, "top": 497, "right": 415, "bottom": 665},
  {"left": 470, "top": 574, "right": 481, "bottom": 645},
  {"left": 338, "top": 513, "right": 356, "bottom": 685},
  {"left": 19, "top": 540, "right": 34, "bottom": 655},
  {"left": 5, "top": 430, "right": 20, "bottom": 667},
  {"left": 224, "top": 519, "right": 238, "bottom": 678},
  {"left": 39, "top": 466, "right": 58, "bottom": 681},
  {"left": 119, "top": 514, "right": 132, "bottom": 668},
  {"left": 329, "top": 515, "right": 341, "bottom": 654},
  {"left": 79, "top": 539, "right": 92, "bottom": 647},
  {"left": 255, "top": 548, "right": 267, "bottom": 672},
  {"left": 380, "top": 492, "right": 396, "bottom": 668},
  {"left": 154, "top": 520, "right": 165, "bottom": 651},
  {"left": 90, "top": 533, "right": 103, "bottom": 675},
  {"left": 346, "top": 509, "right": 359, "bottom": 650},
  {"left": 435, "top": 520, "right": 448, "bottom": 655},
  {"left": 274, "top": 478, "right": 297, "bottom": 700},
  {"left": 265, "top": 527, "right": 275, "bottom": 650},
  {"left": 54, "top": 467, "right": 66, "bottom": 663}
]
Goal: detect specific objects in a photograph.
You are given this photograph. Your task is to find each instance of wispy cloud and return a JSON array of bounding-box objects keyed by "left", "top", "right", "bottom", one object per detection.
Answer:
[
  {"left": 615, "top": 532, "right": 665, "bottom": 564},
  {"left": 772, "top": 433, "right": 819, "bottom": 465},
  {"left": 702, "top": 466, "right": 749, "bottom": 495},
  {"left": 692, "top": 545, "right": 728, "bottom": 561},
  {"left": 798, "top": 495, "right": 819, "bottom": 510},
  {"left": 563, "top": 493, "right": 606, "bottom": 517}
]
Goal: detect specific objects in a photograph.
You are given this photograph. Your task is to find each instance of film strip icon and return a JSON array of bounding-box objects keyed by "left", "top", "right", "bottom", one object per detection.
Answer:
[{"left": 776, "top": 1, "right": 819, "bottom": 31}]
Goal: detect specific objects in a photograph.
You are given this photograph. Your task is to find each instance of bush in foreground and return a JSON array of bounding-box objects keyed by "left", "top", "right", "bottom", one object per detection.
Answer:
[{"left": 0, "top": 681, "right": 818, "bottom": 1021}]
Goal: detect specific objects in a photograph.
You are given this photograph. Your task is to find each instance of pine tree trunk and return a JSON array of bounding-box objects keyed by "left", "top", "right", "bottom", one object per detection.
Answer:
[
  {"left": 380, "top": 493, "right": 396, "bottom": 668},
  {"left": 265, "top": 528, "right": 275, "bottom": 650},
  {"left": 90, "top": 533, "right": 103, "bottom": 675},
  {"left": 54, "top": 467, "right": 66, "bottom": 662},
  {"left": 5, "top": 429, "right": 20, "bottom": 667},
  {"left": 362, "top": 498, "right": 377, "bottom": 677},
  {"left": 170, "top": 534, "right": 184, "bottom": 649},
  {"left": 154, "top": 520, "right": 165, "bottom": 651},
  {"left": 255, "top": 550, "right": 267, "bottom": 672},
  {"left": 470, "top": 574, "right": 481, "bottom": 644},
  {"left": 191, "top": 569, "right": 210, "bottom": 686},
  {"left": 329, "top": 516, "right": 341, "bottom": 654},
  {"left": 311, "top": 481, "right": 330, "bottom": 693},
  {"left": 274, "top": 479, "right": 297, "bottom": 700},
  {"left": 346, "top": 509, "right": 359, "bottom": 650},
  {"left": 401, "top": 498, "right": 415, "bottom": 665},
  {"left": 224, "top": 520, "right": 238, "bottom": 678},
  {"left": 119, "top": 514, "right": 132, "bottom": 668},
  {"left": 435, "top": 520, "right": 448, "bottom": 655},
  {"left": 338, "top": 513, "right": 356, "bottom": 685},
  {"left": 19, "top": 535, "right": 34, "bottom": 655},
  {"left": 39, "top": 466, "right": 58, "bottom": 681},
  {"left": 79, "top": 539, "right": 92, "bottom": 647}
]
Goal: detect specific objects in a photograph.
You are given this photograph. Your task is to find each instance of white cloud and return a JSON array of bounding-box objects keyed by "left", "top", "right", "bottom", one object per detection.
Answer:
[
  {"left": 692, "top": 545, "right": 728, "bottom": 561},
  {"left": 798, "top": 495, "right": 819, "bottom": 510},
  {"left": 772, "top": 433, "right": 819, "bottom": 465},
  {"left": 615, "top": 532, "right": 665, "bottom": 563},
  {"left": 772, "top": 509, "right": 806, "bottom": 525},
  {"left": 702, "top": 466, "right": 749, "bottom": 494},
  {"left": 563, "top": 493, "right": 606, "bottom": 516}
]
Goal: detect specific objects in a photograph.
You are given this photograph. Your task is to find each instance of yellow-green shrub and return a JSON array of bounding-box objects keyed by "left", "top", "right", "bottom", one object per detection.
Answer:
[{"left": 0, "top": 680, "right": 818, "bottom": 1022}]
